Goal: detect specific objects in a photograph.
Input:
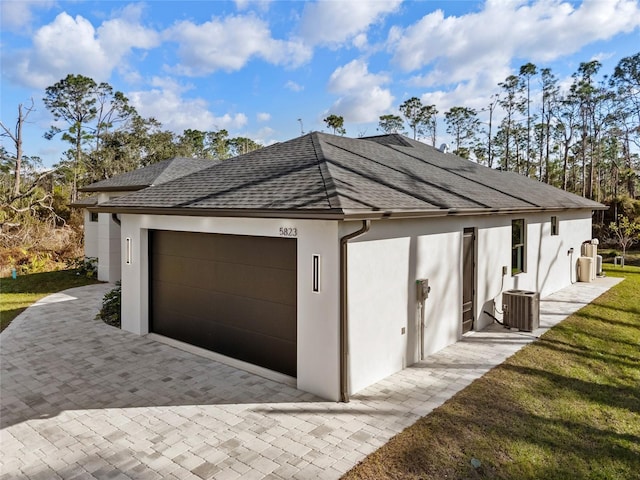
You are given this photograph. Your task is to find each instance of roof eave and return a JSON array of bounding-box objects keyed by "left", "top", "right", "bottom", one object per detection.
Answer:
[
  {"left": 90, "top": 205, "right": 348, "bottom": 220},
  {"left": 90, "top": 203, "right": 606, "bottom": 222},
  {"left": 341, "top": 204, "right": 607, "bottom": 220},
  {"left": 79, "top": 184, "right": 150, "bottom": 193},
  {"left": 444, "top": 205, "right": 608, "bottom": 215}
]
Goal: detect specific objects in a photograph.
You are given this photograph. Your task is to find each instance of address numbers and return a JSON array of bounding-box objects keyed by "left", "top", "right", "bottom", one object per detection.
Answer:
[{"left": 279, "top": 227, "right": 298, "bottom": 237}]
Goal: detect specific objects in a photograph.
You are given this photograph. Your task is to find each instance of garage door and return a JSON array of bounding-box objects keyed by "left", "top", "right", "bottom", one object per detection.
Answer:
[{"left": 149, "top": 230, "right": 297, "bottom": 377}]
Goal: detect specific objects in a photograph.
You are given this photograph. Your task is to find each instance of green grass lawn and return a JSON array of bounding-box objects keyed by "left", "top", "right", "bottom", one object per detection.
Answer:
[
  {"left": 0, "top": 270, "right": 101, "bottom": 332},
  {"left": 343, "top": 264, "right": 640, "bottom": 480}
]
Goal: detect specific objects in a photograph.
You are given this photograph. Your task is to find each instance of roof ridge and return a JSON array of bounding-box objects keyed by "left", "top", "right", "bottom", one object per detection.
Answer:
[
  {"left": 310, "top": 133, "right": 342, "bottom": 210},
  {"left": 150, "top": 157, "right": 184, "bottom": 185},
  {"left": 153, "top": 157, "right": 215, "bottom": 185}
]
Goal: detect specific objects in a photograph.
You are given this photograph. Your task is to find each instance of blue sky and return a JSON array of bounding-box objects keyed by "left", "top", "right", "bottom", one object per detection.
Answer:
[{"left": 2, "top": 0, "right": 640, "bottom": 168}]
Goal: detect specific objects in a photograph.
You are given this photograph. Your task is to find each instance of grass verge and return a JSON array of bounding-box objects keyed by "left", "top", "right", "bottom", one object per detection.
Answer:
[
  {"left": 343, "top": 264, "right": 640, "bottom": 480},
  {"left": 0, "top": 270, "right": 101, "bottom": 332}
]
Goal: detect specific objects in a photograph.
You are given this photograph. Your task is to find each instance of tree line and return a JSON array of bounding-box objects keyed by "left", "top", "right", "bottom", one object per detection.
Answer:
[
  {"left": 1, "top": 52, "right": 639, "bottom": 259},
  {"left": 326, "top": 53, "right": 639, "bottom": 210}
]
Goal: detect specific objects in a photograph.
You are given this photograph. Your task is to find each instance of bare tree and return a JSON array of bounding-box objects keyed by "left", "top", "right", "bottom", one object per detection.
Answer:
[{"left": 0, "top": 99, "right": 35, "bottom": 196}]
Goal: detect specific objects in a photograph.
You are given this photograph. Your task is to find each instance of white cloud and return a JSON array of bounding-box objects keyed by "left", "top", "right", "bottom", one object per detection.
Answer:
[
  {"left": 389, "top": 0, "right": 640, "bottom": 87},
  {"left": 285, "top": 80, "right": 304, "bottom": 92},
  {"left": 253, "top": 126, "right": 278, "bottom": 145},
  {"left": 234, "top": 0, "right": 272, "bottom": 11},
  {"left": 328, "top": 59, "right": 390, "bottom": 93},
  {"left": 98, "top": 9, "right": 159, "bottom": 60},
  {"left": 327, "top": 59, "right": 394, "bottom": 123},
  {"left": 299, "top": 0, "right": 402, "bottom": 47},
  {"left": 352, "top": 33, "right": 369, "bottom": 50},
  {"left": 165, "top": 15, "right": 311, "bottom": 75},
  {"left": 330, "top": 87, "right": 395, "bottom": 124},
  {"left": 257, "top": 112, "right": 271, "bottom": 122},
  {"left": 128, "top": 77, "right": 248, "bottom": 133},
  {"left": 4, "top": 11, "right": 160, "bottom": 89},
  {"left": 0, "top": 0, "right": 54, "bottom": 32}
]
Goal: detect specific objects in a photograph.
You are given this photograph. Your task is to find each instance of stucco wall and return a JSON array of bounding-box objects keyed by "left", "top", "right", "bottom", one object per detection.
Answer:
[
  {"left": 96, "top": 193, "right": 125, "bottom": 283},
  {"left": 115, "top": 209, "right": 593, "bottom": 400},
  {"left": 83, "top": 210, "right": 99, "bottom": 259},
  {"left": 475, "top": 210, "right": 593, "bottom": 330},
  {"left": 118, "top": 214, "right": 342, "bottom": 401},
  {"left": 345, "top": 210, "right": 593, "bottom": 395}
]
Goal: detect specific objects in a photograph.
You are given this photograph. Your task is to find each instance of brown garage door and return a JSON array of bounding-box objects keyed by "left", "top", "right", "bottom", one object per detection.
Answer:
[{"left": 149, "top": 230, "right": 297, "bottom": 377}]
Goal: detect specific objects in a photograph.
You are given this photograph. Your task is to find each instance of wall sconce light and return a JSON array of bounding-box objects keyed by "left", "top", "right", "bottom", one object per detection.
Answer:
[
  {"left": 312, "top": 254, "right": 320, "bottom": 293},
  {"left": 126, "top": 237, "right": 132, "bottom": 265}
]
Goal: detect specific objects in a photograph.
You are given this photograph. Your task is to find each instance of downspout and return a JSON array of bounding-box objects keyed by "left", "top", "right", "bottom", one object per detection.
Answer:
[
  {"left": 339, "top": 220, "right": 371, "bottom": 403},
  {"left": 111, "top": 213, "right": 121, "bottom": 226}
]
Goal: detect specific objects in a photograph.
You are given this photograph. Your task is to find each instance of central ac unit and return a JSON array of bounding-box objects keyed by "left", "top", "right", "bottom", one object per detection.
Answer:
[{"left": 502, "top": 290, "right": 540, "bottom": 332}]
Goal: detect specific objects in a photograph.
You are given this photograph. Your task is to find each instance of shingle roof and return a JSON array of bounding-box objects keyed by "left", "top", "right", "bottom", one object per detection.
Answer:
[
  {"left": 79, "top": 157, "right": 216, "bottom": 192},
  {"left": 95, "top": 133, "right": 605, "bottom": 219},
  {"left": 69, "top": 195, "right": 98, "bottom": 208}
]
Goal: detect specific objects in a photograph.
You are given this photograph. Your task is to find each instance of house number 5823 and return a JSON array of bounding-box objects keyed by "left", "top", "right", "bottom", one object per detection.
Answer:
[{"left": 279, "top": 227, "right": 297, "bottom": 237}]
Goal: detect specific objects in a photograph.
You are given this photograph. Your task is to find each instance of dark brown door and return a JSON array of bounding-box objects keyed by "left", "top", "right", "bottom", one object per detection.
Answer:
[
  {"left": 149, "top": 230, "right": 297, "bottom": 377},
  {"left": 462, "top": 228, "right": 475, "bottom": 334}
]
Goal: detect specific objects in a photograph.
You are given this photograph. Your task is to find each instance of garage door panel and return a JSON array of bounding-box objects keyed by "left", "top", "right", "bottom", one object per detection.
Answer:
[
  {"left": 153, "top": 281, "right": 297, "bottom": 343},
  {"left": 151, "top": 230, "right": 296, "bottom": 270},
  {"left": 207, "top": 322, "right": 296, "bottom": 377},
  {"left": 150, "top": 253, "right": 193, "bottom": 283},
  {"left": 150, "top": 230, "right": 297, "bottom": 377},
  {"left": 151, "top": 311, "right": 296, "bottom": 377},
  {"left": 205, "top": 262, "right": 296, "bottom": 305},
  {"left": 152, "top": 255, "right": 296, "bottom": 306}
]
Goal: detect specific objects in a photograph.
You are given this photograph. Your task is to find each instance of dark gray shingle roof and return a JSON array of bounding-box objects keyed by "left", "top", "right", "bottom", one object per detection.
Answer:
[
  {"left": 96, "top": 133, "right": 604, "bottom": 219},
  {"left": 80, "top": 157, "right": 216, "bottom": 192},
  {"left": 69, "top": 195, "right": 98, "bottom": 208}
]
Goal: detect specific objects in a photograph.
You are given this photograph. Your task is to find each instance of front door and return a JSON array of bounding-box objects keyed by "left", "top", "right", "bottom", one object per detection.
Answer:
[{"left": 462, "top": 228, "right": 476, "bottom": 334}]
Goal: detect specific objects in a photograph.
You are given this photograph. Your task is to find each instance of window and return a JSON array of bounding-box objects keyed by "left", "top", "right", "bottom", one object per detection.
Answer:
[
  {"left": 550, "top": 216, "right": 559, "bottom": 236},
  {"left": 512, "top": 219, "right": 525, "bottom": 275},
  {"left": 90, "top": 212, "right": 99, "bottom": 222}
]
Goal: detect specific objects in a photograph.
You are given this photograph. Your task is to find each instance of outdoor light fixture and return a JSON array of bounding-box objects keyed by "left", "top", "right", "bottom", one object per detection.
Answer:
[
  {"left": 126, "top": 237, "right": 132, "bottom": 265},
  {"left": 312, "top": 254, "right": 321, "bottom": 293}
]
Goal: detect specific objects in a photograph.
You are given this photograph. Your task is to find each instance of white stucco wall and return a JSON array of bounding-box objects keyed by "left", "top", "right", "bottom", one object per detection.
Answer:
[
  {"left": 474, "top": 210, "right": 593, "bottom": 330},
  {"left": 118, "top": 214, "right": 342, "bottom": 401},
  {"left": 345, "top": 210, "right": 593, "bottom": 395},
  {"left": 96, "top": 192, "right": 125, "bottom": 283},
  {"left": 115, "top": 208, "right": 593, "bottom": 401},
  {"left": 83, "top": 210, "right": 99, "bottom": 259}
]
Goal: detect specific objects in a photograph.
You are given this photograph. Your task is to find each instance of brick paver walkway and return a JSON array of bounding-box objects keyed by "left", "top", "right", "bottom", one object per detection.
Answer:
[{"left": 0, "top": 277, "right": 621, "bottom": 479}]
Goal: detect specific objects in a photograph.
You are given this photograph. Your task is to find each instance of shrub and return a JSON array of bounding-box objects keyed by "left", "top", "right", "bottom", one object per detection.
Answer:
[
  {"left": 67, "top": 256, "right": 97, "bottom": 278},
  {"left": 99, "top": 282, "right": 121, "bottom": 328}
]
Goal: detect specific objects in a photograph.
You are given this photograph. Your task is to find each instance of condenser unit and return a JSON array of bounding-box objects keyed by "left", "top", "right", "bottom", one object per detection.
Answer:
[{"left": 502, "top": 290, "right": 540, "bottom": 332}]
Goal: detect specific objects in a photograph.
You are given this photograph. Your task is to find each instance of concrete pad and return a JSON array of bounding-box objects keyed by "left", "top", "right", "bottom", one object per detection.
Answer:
[{"left": 0, "top": 277, "right": 621, "bottom": 479}]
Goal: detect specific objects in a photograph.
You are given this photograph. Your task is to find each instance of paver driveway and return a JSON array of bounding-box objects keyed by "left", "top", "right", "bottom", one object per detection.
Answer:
[{"left": 0, "top": 278, "right": 621, "bottom": 479}]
